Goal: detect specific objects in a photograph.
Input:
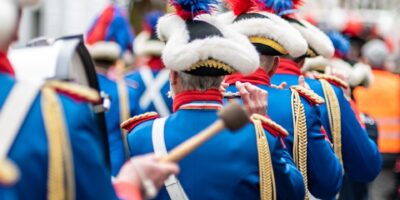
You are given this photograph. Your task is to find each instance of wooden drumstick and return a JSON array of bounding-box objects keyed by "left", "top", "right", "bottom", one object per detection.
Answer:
[{"left": 160, "top": 101, "right": 249, "bottom": 163}]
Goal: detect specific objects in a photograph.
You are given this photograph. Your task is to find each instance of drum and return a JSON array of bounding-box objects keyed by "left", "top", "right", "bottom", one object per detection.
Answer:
[{"left": 8, "top": 35, "right": 111, "bottom": 170}]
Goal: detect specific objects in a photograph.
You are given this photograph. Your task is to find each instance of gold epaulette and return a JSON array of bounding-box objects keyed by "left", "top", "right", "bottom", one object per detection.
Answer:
[
  {"left": 290, "top": 85, "right": 325, "bottom": 106},
  {"left": 315, "top": 74, "right": 349, "bottom": 89},
  {"left": 251, "top": 114, "right": 288, "bottom": 138},
  {"left": 44, "top": 80, "right": 100, "bottom": 103},
  {"left": 121, "top": 112, "right": 160, "bottom": 132}
]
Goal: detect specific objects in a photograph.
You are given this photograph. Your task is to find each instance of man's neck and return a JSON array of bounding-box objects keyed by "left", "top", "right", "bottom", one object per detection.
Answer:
[{"left": 276, "top": 58, "right": 301, "bottom": 76}]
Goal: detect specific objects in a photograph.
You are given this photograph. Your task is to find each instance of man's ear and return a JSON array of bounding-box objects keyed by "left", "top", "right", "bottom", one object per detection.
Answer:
[
  {"left": 298, "top": 58, "right": 305, "bottom": 67},
  {"left": 269, "top": 56, "right": 280, "bottom": 76},
  {"left": 170, "top": 70, "right": 178, "bottom": 85}
]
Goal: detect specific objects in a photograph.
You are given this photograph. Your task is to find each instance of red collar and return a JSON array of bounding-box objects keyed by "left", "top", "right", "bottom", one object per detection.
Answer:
[
  {"left": 224, "top": 68, "right": 271, "bottom": 86},
  {"left": 276, "top": 58, "right": 301, "bottom": 76},
  {"left": 148, "top": 57, "right": 165, "bottom": 71},
  {"left": 173, "top": 89, "right": 223, "bottom": 112},
  {"left": 0, "top": 52, "right": 15, "bottom": 76}
]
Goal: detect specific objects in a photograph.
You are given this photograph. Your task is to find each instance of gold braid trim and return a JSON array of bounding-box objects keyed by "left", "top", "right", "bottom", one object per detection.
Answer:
[
  {"left": 44, "top": 81, "right": 100, "bottom": 103},
  {"left": 290, "top": 89, "right": 309, "bottom": 200},
  {"left": 0, "top": 159, "right": 20, "bottom": 186},
  {"left": 306, "top": 48, "right": 317, "bottom": 58},
  {"left": 42, "top": 87, "right": 75, "bottom": 200},
  {"left": 251, "top": 115, "right": 276, "bottom": 200},
  {"left": 188, "top": 59, "right": 235, "bottom": 74},
  {"left": 320, "top": 80, "right": 344, "bottom": 174},
  {"left": 252, "top": 114, "right": 289, "bottom": 137},
  {"left": 291, "top": 86, "right": 325, "bottom": 105},
  {"left": 115, "top": 60, "right": 131, "bottom": 159},
  {"left": 249, "top": 36, "right": 288, "bottom": 55},
  {"left": 315, "top": 74, "right": 349, "bottom": 90}
]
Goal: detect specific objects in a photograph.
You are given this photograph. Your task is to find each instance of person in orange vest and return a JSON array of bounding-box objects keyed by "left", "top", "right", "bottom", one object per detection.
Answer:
[{"left": 354, "top": 39, "right": 400, "bottom": 155}]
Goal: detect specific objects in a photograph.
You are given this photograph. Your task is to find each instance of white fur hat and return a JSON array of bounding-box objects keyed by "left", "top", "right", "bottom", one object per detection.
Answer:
[
  {"left": 157, "top": 13, "right": 259, "bottom": 76},
  {"left": 286, "top": 18, "right": 335, "bottom": 58},
  {"left": 219, "top": 11, "right": 307, "bottom": 58},
  {"left": 302, "top": 56, "right": 329, "bottom": 73},
  {"left": 134, "top": 31, "right": 165, "bottom": 56},
  {"left": 349, "top": 62, "right": 374, "bottom": 87},
  {"left": 89, "top": 41, "right": 121, "bottom": 61},
  {"left": 134, "top": 10, "right": 165, "bottom": 57}
]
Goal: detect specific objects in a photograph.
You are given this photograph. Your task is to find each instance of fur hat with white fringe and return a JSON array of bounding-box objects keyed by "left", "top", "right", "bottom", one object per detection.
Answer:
[
  {"left": 219, "top": 0, "right": 307, "bottom": 58},
  {"left": 134, "top": 11, "right": 165, "bottom": 56},
  {"left": 287, "top": 18, "right": 334, "bottom": 58},
  {"left": 261, "top": 0, "right": 334, "bottom": 58},
  {"left": 89, "top": 41, "right": 121, "bottom": 62},
  {"left": 157, "top": 0, "right": 259, "bottom": 76}
]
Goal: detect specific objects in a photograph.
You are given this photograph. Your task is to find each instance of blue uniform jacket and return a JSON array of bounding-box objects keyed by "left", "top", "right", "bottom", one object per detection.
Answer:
[
  {"left": 226, "top": 85, "right": 343, "bottom": 199},
  {"left": 128, "top": 103, "right": 305, "bottom": 200},
  {"left": 125, "top": 68, "right": 172, "bottom": 117},
  {"left": 272, "top": 74, "right": 382, "bottom": 182},
  {"left": 0, "top": 186, "right": 15, "bottom": 200},
  {"left": 0, "top": 73, "right": 117, "bottom": 199},
  {"left": 98, "top": 73, "right": 141, "bottom": 175}
]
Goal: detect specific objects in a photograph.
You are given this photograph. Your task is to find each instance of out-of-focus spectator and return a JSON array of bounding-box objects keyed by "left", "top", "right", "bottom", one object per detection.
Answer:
[{"left": 354, "top": 39, "right": 400, "bottom": 155}]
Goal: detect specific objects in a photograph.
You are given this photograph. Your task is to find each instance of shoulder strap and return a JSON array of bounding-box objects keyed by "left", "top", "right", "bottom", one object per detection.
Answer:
[
  {"left": 151, "top": 117, "right": 189, "bottom": 200},
  {"left": 0, "top": 81, "right": 41, "bottom": 159}
]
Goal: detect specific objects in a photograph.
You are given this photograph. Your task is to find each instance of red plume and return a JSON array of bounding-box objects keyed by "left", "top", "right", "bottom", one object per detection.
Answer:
[
  {"left": 226, "top": 0, "right": 258, "bottom": 16},
  {"left": 293, "top": 0, "right": 303, "bottom": 9}
]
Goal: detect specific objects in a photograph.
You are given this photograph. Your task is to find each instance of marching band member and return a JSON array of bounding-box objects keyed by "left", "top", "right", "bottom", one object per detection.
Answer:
[
  {"left": 87, "top": 4, "right": 141, "bottom": 175},
  {"left": 125, "top": 11, "right": 173, "bottom": 117},
  {"left": 266, "top": 0, "right": 382, "bottom": 194},
  {"left": 0, "top": 1, "right": 178, "bottom": 199},
  {"left": 221, "top": 0, "right": 343, "bottom": 198},
  {"left": 124, "top": 0, "right": 305, "bottom": 199}
]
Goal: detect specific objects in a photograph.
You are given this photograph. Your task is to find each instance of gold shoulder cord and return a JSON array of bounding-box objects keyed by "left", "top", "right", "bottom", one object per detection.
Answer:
[
  {"left": 115, "top": 60, "right": 131, "bottom": 159},
  {"left": 42, "top": 87, "right": 75, "bottom": 200},
  {"left": 251, "top": 115, "right": 276, "bottom": 200},
  {"left": 320, "top": 79, "right": 343, "bottom": 173},
  {"left": 290, "top": 89, "right": 309, "bottom": 200}
]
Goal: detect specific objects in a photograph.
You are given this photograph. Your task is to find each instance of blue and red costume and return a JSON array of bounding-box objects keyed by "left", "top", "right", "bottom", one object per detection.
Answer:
[
  {"left": 125, "top": 57, "right": 172, "bottom": 117},
  {"left": 127, "top": 90, "right": 306, "bottom": 200},
  {"left": 87, "top": 3, "right": 140, "bottom": 175},
  {"left": 87, "top": 4, "right": 134, "bottom": 53},
  {"left": 125, "top": 11, "right": 172, "bottom": 117},
  {"left": 0, "top": 52, "right": 119, "bottom": 199},
  {"left": 225, "top": 68, "right": 343, "bottom": 199},
  {"left": 97, "top": 73, "right": 141, "bottom": 176},
  {"left": 272, "top": 58, "right": 382, "bottom": 182}
]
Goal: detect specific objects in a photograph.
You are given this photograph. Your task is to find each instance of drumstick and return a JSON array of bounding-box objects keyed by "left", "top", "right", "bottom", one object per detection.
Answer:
[{"left": 160, "top": 101, "right": 249, "bottom": 163}]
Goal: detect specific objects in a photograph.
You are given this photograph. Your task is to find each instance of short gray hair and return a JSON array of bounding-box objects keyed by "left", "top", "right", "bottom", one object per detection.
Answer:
[{"left": 177, "top": 71, "right": 224, "bottom": 91}]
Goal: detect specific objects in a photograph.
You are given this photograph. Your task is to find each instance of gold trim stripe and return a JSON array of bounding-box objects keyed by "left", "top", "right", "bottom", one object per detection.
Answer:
[
  {"left": 189, "top": 59, "right": 235, "bottom": 74},
  {"left": 320, "top": 79, "right": 344, "bottom": 174},
  {"left": 291, "top": 89, "right": 309, "bottom": 200},
  {"left": 252, "top": 115, "right": 276, "bottom": 200},
  {"left": 115, "top": 60, "right": 131, "bottom": 159},
  {"left": 42, "top": 87, "right": 75, "bottom": 200},
  {"left": 249, "top": 37, "right": 288, "bottom": 55},
  {"left": 306, "top": 48, "right": 317, "bottom": 58}
]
